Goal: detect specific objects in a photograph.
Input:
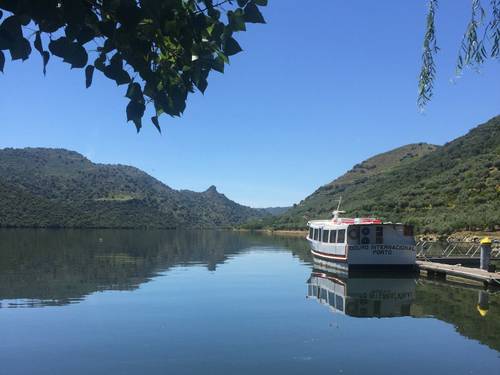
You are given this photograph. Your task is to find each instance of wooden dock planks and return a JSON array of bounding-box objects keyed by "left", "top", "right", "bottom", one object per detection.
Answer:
[{"left": 417, "top": 260, "right": 500, "bottom": 287}]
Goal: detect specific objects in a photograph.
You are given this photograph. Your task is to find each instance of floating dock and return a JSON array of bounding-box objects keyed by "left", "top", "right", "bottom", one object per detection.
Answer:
[{"left": 417, "top": 260, "right": 500, "bottom": 288}]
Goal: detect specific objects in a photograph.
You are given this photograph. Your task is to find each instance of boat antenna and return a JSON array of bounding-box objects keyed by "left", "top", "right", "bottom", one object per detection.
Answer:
[{"left": 332, "top": 196, "right": 345, "bottom": 222}]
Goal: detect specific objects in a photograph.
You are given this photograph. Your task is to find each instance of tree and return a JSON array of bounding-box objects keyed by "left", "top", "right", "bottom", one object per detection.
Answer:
[
  {"left": 419, "top": 0, "right": 499, "bottom": 109},
  {"left": 0, "top": 0, "right": 267, "bottom": 132}
]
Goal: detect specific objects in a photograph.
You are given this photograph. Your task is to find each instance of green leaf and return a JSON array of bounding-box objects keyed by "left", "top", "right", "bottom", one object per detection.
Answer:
[
  {"left": 1, "top": 16, "right": 22, "bottom": 40},
  {"left": 34, "top": 32, "right": 49, "bottom": 74},
  {"left": 0, "top": 30, "right": 10, "bottom": 50},
  {"left": 67, "top": 44, "right": 88, "bottom": 69},
  {"left": 65, "top": 24, "right": 79, "bottom": 41},
  {"left": 126, "top": 100, "right": 145, "bottom": 132},
  {"left": 48, "top": 37, "right": 71, "bottom": 57},
  {"left": 94, "top": 54, "right": 106, "bottom": 71},
  {"left": 101, "top": 39, "right": 115, "bottom": 54},
  {"left": 237, "top": 0, "right": 250, "bottom": 6},
  {"left": 223, "top": 37, "right": 242, "bottom": 56},
  {"left": 49, "top": 37, "right": 88, "bottom": 68},
  {"left": 126, "top": 82, "right": 143, "bottom": 101},
  {"left": 207, "top": 8, "right": 221, "bottom": 20},
  {"left": 254, "top": 0, "right": 268, "bottom": 5},
  {"left": 228, "top": 10, "right": 246, "bottom": 32},
  {"left": 34, "top": 32, "right": 43, "bottom": 54},
  {"left": 151, "top": 116, "right": 161, "bottom": 133},
  {"left": 104, "top": 54, "right": 130, "bottom": 85},
  {"left": 212, "top": 56, "right": 224, "bottom": 73},
  {"left": 18, "top": 14, "right": 31, "bottom": 26},
  {"left": 85, "top": 65, "right": 94, "bottom": 88},
  {"left": 217, "top": 51, "right": 229, "bottom": 64},
  {"left": 9, "top": 37, "right": 31, "bottom": 60},
  {"left": 244, "top": 3, "right": 266, "bottom": 24},
  {"left": 0, "top": 50, "right": 4, "bottom": 72},
  {"left": 195, "top": 77, "right": 208, "bottom": 93},
  {"left": 76, "top": 26, "right": 95, "bottom": 45},
  {"left": 42, "top": 51, "right": 49, "bottom": 75}
]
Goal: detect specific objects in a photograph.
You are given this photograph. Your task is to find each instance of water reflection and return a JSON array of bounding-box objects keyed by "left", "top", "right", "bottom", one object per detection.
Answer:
[
  {"left": 307, "top": 266, "right": 416, "bottom": 318},
  {"left": 305, "top": 262, "right": 500, "bottom": 352},
  {"left": 0, "top": 229, "right": 499, "bottom": 357},
  {"left": 0, "top": 229, "right": 310, "bottom": 307},
  {"left": 412, "top": 279, "right": 500, "bottom": 352}
]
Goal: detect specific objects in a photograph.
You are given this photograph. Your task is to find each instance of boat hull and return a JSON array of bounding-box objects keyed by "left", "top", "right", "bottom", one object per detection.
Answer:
[{"left": 308, "top": 239, "right": 416, "bottom": 268}]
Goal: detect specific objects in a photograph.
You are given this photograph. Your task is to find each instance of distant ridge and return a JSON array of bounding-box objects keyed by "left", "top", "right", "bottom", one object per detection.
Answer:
[
  {"left": 0, "top": 148, "right": 268, "bottom": 228},
  {"left": 245, "top": 116, "right": 500, "bottom": 233},
  {"left": 261, "top": 206, "right": 291, "bottom": 216}
]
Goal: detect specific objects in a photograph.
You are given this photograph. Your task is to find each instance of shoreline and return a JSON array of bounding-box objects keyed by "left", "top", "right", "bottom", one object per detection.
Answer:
[
  {"left": 236, "top": 228, "right": 500, "bottom": 242},
  {"left": 0, "top": 226, "right": 498, "bottom": 242},
  {"left": 234, "top": 228, "right": 307, "bottom": 237}
]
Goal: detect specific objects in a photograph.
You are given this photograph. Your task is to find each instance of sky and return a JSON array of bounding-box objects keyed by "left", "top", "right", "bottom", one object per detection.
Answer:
[{"left": 0, "top": 1, "right": 499, "bottom": 208}]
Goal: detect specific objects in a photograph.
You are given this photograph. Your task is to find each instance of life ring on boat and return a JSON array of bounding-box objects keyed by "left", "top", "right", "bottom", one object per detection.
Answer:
[
  {"left": 348, "top": 228, "right": 359, "bottom": 239},
  {"left": 361, "top": 227, "right": 370, "bottom": 236}
]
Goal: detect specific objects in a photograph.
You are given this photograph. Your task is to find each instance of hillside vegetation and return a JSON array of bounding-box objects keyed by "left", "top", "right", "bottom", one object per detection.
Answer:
[
  {"left": 0, "top": 149, "right": 267, "bottom": 228},
  {"left": 246, "top": 116, "right": 500, "bottom": 233}
]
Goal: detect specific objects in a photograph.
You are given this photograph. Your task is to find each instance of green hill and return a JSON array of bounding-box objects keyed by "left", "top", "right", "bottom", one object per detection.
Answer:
[
  {"left": 248, "top": 116, "right": 500, "bottom": 233},
  {"left": 0, "top": 148, "right": 267, "bottom": 228}
]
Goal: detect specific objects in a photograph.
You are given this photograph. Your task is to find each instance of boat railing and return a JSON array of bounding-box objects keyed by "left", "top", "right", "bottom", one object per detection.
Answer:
[{"left": 416, "top": 241, "right": 500, "bottom": 260}]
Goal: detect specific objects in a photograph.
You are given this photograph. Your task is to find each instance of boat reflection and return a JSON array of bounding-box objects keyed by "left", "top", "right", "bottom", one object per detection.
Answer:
[{"left": 307, "top": 264, "right": 416, "bottom": 318}]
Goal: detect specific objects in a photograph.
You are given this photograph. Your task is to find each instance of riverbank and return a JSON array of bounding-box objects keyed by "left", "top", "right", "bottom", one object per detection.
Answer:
[
  {"left": 236, "top": 228, "right": 500, "bottom": 242},
  {"left": 234, "top": 229, "right": 307, "bottom": 237}
]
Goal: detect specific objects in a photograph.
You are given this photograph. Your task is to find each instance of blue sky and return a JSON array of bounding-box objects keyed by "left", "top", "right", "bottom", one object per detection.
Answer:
[{"left": 0, "top": 1, "right": 499, "bottom": 207}]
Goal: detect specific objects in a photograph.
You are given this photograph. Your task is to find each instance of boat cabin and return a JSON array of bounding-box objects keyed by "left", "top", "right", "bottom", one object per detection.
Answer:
[{"left": 307, "top": 211, "right": 416, "bottom": 268}]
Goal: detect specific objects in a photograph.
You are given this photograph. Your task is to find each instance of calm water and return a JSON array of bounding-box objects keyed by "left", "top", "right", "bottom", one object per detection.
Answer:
[{"left": 0, "top": 229, "right": 499, "bottom": 374}]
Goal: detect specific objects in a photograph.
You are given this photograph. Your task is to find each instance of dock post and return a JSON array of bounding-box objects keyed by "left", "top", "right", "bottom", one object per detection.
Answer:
[{"left": 480, "top": 237, "right": 492, "bottom": 271}]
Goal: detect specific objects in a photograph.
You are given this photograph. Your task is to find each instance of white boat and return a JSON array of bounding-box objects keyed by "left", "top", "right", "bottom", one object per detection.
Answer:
[{"left": 307, "top": 200, "right": 416, "bottom": 270}]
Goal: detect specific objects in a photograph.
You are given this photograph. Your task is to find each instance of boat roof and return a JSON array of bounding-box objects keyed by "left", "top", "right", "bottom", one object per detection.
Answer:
[{"left": 308, "top": 218, "right": 404, "bottom": 227}]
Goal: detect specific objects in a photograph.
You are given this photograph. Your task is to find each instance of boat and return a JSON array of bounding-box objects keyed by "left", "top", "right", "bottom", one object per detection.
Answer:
[
  {"left": 306, "top": 266, "right": 416, "bottom": 318},
  {"left": 306, "top": 199, "right": 416, "bottom": 270}
]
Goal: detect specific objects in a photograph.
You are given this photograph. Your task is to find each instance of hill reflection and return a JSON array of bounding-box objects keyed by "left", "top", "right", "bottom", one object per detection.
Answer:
[{"left": 0, "top": 229, "right": 309, "bottom": 307}]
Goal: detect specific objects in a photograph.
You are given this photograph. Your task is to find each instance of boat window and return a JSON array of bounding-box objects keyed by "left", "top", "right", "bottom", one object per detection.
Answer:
[
  {"left": 329, "top": 230, "right": 337, "bottom": 243},
  {"left": 328, "top": 292, "right": 336, "bottom": 308},
  {"left": 337, "top": 229, "right": 346, "bottom": 243},
  {"left": 322, "top": 229, "right": 330, "bottom": 242},
  {"left": 375, "top": 226, "right": 383, "bottom": 244},
  {"left": 320, "top": 289, "right": 327, "bottom": 301},
  {"left": 309, "top": 227, "right": 313, "bottom": 239},
  {"left": 313, "top": 228, "right": 319, "bottom": 241},
  {"left": 336, "top": 295, "right": 344, "bottom": 311},
  {"left": 361, "top": 226, "right": 370, "bottom": 244},
  {"left": 403, "top": 225, "right": 414, "bottom": 236},
  {"left": 348, "top": 226, "right": 360, "bottom": 244}
]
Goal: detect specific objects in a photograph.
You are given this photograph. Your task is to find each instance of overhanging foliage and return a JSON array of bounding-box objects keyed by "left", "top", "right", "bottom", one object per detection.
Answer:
[
  {"left": 0, "top": 0, "right": 267, "bottom": 132},
  {"left": 418, "top": 0, "right": 499, "bottom": 109}
]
